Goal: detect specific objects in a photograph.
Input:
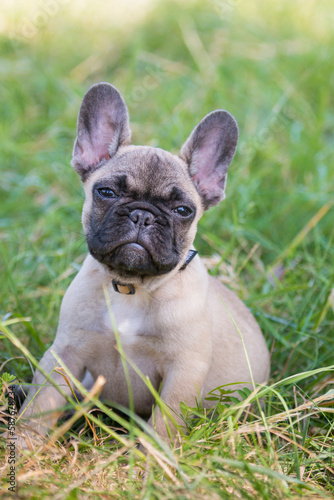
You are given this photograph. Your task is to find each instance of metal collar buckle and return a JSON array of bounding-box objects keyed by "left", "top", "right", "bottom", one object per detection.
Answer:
[{"left": 112, "top": 280, "right": 135, "bottom": 295}]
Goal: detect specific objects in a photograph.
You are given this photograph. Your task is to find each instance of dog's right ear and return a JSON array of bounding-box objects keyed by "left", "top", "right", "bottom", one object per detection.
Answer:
[{"left": 71, "top": 82, "right": 131, "bottom": 180}]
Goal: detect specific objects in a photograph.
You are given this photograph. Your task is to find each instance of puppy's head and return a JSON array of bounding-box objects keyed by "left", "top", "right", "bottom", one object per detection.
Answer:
[{"left": 71, "top": 83, "right": 238, "bottom": 283}]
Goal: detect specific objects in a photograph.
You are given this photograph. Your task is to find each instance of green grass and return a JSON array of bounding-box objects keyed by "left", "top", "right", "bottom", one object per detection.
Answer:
[{"left": 0, "top": 0, "right": 333, "bottom": 497}]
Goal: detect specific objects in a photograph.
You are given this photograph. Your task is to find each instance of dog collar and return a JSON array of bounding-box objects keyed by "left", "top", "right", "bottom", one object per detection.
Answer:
[
  {"left": 112, "top": 249, "right": 198, "bottom": 295},
  {"left": 112, "top": 281, "right": 135, "bottom": 295},
  {"left": 179, "top": 249, "right": 198, "bottom": 270}
]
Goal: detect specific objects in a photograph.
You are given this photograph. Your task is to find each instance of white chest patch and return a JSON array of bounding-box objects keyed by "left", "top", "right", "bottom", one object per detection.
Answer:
[{"left": 104, "top": 289, "right": 152, "bottom": 344}]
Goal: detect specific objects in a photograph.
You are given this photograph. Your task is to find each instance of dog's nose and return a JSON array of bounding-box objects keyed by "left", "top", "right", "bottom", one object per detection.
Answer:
[{"left": 129, "top": 209, "right": 154, "bottom": 227}]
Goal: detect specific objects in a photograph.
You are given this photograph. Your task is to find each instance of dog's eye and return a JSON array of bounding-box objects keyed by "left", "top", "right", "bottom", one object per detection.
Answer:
[
  {"left": 173, "top": 206, "right": 192, "bottom": 217},
  {"left": 97, "top": 187, "right": 117, "bottom": 198}
]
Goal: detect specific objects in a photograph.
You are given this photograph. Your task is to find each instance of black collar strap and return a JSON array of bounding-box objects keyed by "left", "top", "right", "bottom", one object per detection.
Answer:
[
  {"left": 179, "top": 249, "right": 198, "bottom": 270},
  {"left": 112, "top": 249, "right": 198, "bottom": 295}
]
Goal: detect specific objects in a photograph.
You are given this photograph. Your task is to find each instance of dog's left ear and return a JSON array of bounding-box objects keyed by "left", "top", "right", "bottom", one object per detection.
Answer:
[
  {"left": 71, "top": 82, "right": 131, "bottom": 180},
  {"left": 180, "top": 110, "right": 238, "bottom": 209}
]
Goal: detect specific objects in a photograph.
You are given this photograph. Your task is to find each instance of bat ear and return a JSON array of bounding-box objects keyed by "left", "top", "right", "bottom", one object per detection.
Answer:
[
  {"left": 180, "top": 110, "right": 238, "bottom": 209},
  {"left": 71, "top": 82, "right": 131, "bottom": 180}
]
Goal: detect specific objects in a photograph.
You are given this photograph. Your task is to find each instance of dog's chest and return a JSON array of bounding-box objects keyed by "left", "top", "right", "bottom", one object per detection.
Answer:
[{"left": 104, "top": 291, "right": 155, "bottom": 344}]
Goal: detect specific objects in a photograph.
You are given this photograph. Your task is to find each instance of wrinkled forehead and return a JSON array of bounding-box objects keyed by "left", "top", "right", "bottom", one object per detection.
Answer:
[{"left": 85, "top": 145, "right": 199, "bottom": 200}]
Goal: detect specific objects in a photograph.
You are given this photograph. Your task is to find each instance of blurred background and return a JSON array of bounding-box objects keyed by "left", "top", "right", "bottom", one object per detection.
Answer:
[{"left": 1, "top": 0, "right": 333, "bottom": 380}]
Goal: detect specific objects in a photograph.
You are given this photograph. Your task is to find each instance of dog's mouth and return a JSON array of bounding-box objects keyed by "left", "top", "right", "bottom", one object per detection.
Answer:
[
  {"left": 89, "top": 241, "right": 176, "bottom": 278},
  {"left": 110, "top": 242, "right": 153, "bottom": 275}
]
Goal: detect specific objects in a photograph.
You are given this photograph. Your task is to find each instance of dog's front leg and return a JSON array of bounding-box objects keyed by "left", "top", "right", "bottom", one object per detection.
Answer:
[
  {"left": 17, "top": 343, "right": 86, "bottom": 448},
  {"left": 148, "top": 358, "right": 210, "bottom": 443}
]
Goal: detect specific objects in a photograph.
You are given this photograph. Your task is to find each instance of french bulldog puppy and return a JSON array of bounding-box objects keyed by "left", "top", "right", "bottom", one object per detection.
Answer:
[{"left": 17, "top": 83, "right": 270, "bottom": 446}]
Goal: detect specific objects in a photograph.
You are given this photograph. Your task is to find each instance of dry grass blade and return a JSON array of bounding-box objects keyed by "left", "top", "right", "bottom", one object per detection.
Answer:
[
  {"left": 273, "top": 202, "right": 333, "bottom": 267},
  {"left": 138, "top": 436, "right": 180, "bottom": 485},
  {"left": 46, "top": 373, "right": 106, "bottom": 447},
  {"left": 61, "top": 445, "right": 129, "bottom": 494}
]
